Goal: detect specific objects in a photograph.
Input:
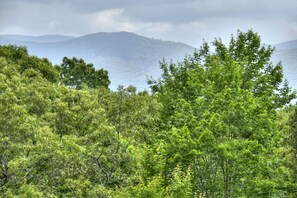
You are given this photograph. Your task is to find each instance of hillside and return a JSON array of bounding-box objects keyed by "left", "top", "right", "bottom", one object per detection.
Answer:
[
  {"left": 273, "top": 40, "right": 297, "bottom": 91},
  {"left": 0, "top": 32, "right": 194, "bottom": 90},
  {"left": 0, "top": 32, "right": 296, "bottom": 91}
]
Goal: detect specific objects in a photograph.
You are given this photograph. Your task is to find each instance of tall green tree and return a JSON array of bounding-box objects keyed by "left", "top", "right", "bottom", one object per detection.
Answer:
[
  {"left": 57, "top": 57, "right": 110, "bottom": 89},
  {"left": 149, "top": 30, "right": 296, "bottom": 197}
]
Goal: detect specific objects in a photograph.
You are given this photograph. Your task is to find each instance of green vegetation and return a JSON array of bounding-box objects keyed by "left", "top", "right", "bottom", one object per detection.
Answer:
[
  {"left": 56, "top": 57, "right": 110, "bottom": 89},
  {"left": 0, "top": 30, "right": 296, "bottom": 197}
]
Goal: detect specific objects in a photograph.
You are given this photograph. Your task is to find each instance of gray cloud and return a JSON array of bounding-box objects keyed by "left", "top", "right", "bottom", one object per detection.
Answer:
[{"left": 0, "top": 0, "right": 297, "bottom": 47}]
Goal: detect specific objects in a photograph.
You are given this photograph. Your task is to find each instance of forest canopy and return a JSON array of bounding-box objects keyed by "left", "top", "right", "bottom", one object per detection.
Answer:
[{"left": 0, "top": 30, "right": 296, "bottom": 197}]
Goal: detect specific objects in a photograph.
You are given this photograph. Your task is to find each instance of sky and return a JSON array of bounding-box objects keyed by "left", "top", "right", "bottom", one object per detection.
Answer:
[{"left": 1, "top": 0, "right": 297, "bottom": 47}]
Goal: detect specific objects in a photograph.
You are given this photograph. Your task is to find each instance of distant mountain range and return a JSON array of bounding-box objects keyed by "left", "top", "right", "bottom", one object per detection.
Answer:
[
  {"left": 272, "top": 41, "right": 297, "bottom": 92},
  {"left": 0, "top": 32, "right": 194, "bottom": 90},
  {"left": 0, "top": 35, "right": 75, "bottom": 43},
  {"left": 0, "top": 32, "right": 296, "bottom": 91}
]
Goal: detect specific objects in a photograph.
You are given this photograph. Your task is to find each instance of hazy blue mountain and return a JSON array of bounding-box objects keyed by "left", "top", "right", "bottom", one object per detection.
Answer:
[
  {"left": 274, "top": 40, "right": 297, "bottom": 50},
  {"left": 0, "top": 32, "right": 296, "bottom": 92},
  {"left": 0, "top": 32, "right": 194, "bottom": 90},
  {"left": 0, "top": 35, "right": 74, "bottom": 43},
  {"left": 272, "top": 40, "right": 297, "bottom": 92}
]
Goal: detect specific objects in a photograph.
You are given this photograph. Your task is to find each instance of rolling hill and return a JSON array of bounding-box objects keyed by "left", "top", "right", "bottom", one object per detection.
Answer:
[
  {"left": 0, "top": 32, "right": 296, "bottom": 91},
  {"left": 0, "top": 35, "right": 74, "bottom": 43},
  {"left": 272, "top": 41, "right": 297, "bottom": 92},
  {"left": 0, "top": 32, "right": 194, "bottom": 90}
]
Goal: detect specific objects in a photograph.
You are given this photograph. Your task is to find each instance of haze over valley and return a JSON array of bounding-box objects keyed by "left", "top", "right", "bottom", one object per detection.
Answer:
[
  {"left": 1, "top": 32, "right": 296, "bottom": 91},
  {"left": 0, "top": 32, "right": 194, "bottom": 90}
]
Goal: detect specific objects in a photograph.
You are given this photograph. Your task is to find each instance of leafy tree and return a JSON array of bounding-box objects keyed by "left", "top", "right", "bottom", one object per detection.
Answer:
[
  {"left": 56, "top": 57, "right": 110, "bottom": 89},
  {"left": 165, "top": 164, "right": 193, "bottom": 198},
  {"left": 0, "top": 54, "right": 109, "bottom": 196},
  {"left": 290, "top": 106, "right": 297, "bottom": 195},
  {"left": 93, "top": 85, "right": 162, "bottom": 189},
  {"left": 149, "top": 30, "right": 296, "bottom": 197},
  {"left": 0, "top": 45, "right": 59, "bottom": 83},
  {"left": 0, "top": 45, "right": 28, "bottom": 62},
  {"left": 0, "top": 50, "right": 135, "bottom": 196}
]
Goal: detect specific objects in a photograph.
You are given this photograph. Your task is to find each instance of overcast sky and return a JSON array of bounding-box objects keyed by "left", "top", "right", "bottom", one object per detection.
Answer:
[{"left": 1, "top": 0, "right": 297, "bottom": 47}]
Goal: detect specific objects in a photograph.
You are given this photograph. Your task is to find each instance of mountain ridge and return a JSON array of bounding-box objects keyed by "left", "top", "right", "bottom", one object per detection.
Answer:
[
  {"left": 274, "top": 40, "right": 297, "bottom": 50},
  {"left": 0, "top": 32, "right": 296, "bottom": 91},
  {"left": 0, "top": 32, "right": 194, "bottom": 90},
  {"left": 0, "top": 34, "right": 75, "bottom": 43}
]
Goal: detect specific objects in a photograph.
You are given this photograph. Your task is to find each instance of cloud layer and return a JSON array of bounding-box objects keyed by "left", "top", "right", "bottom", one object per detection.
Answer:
[{"left": 0, "top": 0, "right": 297, "bottom": 46}]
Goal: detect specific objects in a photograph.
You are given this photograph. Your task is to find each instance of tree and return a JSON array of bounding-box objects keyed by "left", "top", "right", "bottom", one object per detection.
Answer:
[
  {"left": 149, "top": 30, "right": 296, "bottom": 197},
  {"left": 93, "top": 85, "right": 161, "bottom": 188},
  {"left": 0, "top": 45, "right": 59, "bottom": 83},
  {"left": 57, "top": 57, "right": 110, "bottom": 89},
  {"left": 0, "top": 49, "right": 158, "bottom": 196},
  {"left": 290, "top": 106, "right": 297, "bottom": 196},
  {"left": 0, "top": 53, "right": 111, "bottom": 196}
]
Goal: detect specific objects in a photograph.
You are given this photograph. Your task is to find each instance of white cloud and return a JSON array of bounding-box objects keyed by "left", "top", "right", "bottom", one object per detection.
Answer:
[
  {"left": 88, "top": 8, "right": 138, "bottom": 32},
  {"left": 91, "top": 8, "right": 124, "bottom": 28},
  {"left": 137, "top": 21, "right": 209, "bottom": 47},
  {"left": 87, "top": 9, "right": 173, "bottom": 34},
  {"left": 146, "top": 23, "right": 172, "bottom": 33}
]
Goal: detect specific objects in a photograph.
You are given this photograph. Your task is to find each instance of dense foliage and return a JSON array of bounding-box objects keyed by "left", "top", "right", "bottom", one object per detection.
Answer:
[
  {"left": 56, "top": 57, "right": 110, "bottom": 89},
  {"left": 0, "top": 31, "right": 296, "bottom": 197}
]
